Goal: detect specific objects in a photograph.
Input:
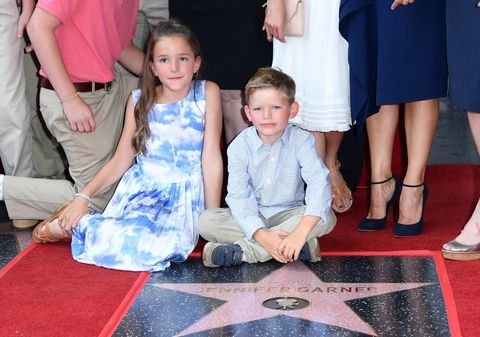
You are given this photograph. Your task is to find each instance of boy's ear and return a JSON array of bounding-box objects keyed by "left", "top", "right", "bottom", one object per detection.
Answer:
[
  {"left": 193, "top": 56, "right": 202, "bottom": 74},
  {"left": 244, "top": 105, "right": 253, "bottom": 122},
  {"left": 289, "top": 101, "right": 299, "bottom": 119}
]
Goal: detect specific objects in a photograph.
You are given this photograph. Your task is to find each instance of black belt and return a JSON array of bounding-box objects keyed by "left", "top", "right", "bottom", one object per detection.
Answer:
[{"left": 40, "top": 77, "right": 112, "bottom": 92}]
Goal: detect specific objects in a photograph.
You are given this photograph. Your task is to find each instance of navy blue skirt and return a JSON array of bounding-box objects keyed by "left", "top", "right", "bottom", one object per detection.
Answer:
[
  {"left": 447, "top": 0, "right": 480, "bottom": 112},
  {"left": 340, "top": 0, "right": 448, "bottom": 128}
]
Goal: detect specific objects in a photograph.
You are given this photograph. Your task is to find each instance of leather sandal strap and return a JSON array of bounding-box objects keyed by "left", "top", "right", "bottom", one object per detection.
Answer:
[
  {"left": 371, "top": 175, "right": 393, "bottom": 185},
  {"left": 402, "top": 182, "right": 424, "bottom": 188}
]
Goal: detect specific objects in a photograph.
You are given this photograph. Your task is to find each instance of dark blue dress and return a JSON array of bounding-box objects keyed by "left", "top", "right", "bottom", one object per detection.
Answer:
[
  {"left": 339, "top": 0, "right": 448, "bottom": 128},
  {"left": 447, "top": 0, "right": 480, "bottom": 112}
]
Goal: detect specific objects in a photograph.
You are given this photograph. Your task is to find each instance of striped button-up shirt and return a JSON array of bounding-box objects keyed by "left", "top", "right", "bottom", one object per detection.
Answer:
[{"left": 225, "top": 124, "right": 332, "bottom": 241}]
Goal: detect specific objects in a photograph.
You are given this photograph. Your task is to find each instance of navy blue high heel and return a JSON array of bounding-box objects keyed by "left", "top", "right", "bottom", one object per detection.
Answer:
[
  {"left": 357, "top": 175, "right": 401, "bottom": 231},
  {"left": 393, "top": 183, "right": 429, "bottom": 237}
]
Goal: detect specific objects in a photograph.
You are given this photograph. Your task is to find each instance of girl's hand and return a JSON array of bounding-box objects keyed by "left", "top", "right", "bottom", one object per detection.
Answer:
[
  {"left": 391, "top": 0, "right": 415, "bottom": 10},
  {"left": 62, "top": 95, "right": 96, "bottom": 133},
  {"left": 58, "top": 198, "right": 90, "bottom": 237},
  {"left": 263, "top": 0, "right": 286, "bottom": 43},
  {"left": 278, "top": 231, "right": 308, "bottom": 262}
]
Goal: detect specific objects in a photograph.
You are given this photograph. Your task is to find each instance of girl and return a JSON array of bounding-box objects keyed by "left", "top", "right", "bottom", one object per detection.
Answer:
[
  {"left": 31, "top": 21, "right": 223, "bottom": 272},
  {"left": 264, "top": 0, "right": 353, "bottom": 213}
]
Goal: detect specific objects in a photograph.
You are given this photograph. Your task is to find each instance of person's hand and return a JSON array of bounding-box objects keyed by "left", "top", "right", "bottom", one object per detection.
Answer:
[
  {"left": 58, "top": 197, "right": 90, "bottom": 237},
  {"left": 17, "top": 0, "right": 34, "bottom": 38},
  {"left": 278, "top": 230, "right": 308, "bottom": 262},
  {"left": 253, "top": 228, "right": 290, "bottom": 263},
  {"left": 62, "top": 95, "right": 96, "bottom": 132},
  {"left": 391, "top": 0, "right": 415, "bottom": 10},
  {"left": 263, "top": 0, "right": 286, "bottom": 43}
]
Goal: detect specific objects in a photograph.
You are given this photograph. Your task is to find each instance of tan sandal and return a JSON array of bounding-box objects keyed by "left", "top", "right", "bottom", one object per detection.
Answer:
[
  {"left": 329, "top": 160, "right": 353, "bottom": 213},
  {"left": 32, "top": 203, "right": 70, "bottom": 243}
]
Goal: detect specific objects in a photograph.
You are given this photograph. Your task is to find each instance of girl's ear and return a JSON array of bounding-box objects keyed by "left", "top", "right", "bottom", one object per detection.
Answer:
[
  {"left": 150, "top": 61, "right": 157, "bottom": 76},
  {"left": 193, "top": 56, "right": 202, "bottom": 74},
  {"left": 244, "top": 105, "right": 253, "bottom": 122},
  {"left": 289, "top": 101, "right": 299, "bottom": 119}
]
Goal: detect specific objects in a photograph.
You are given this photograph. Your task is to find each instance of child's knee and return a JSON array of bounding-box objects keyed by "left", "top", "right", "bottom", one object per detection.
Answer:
[{"left": 198, "top": 208, "right": 223, "bottom": 240}]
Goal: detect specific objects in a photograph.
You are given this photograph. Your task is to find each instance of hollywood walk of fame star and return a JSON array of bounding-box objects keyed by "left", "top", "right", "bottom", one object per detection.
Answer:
[{"left": 151, "top": 261, "right": 432, "bottom": 336}]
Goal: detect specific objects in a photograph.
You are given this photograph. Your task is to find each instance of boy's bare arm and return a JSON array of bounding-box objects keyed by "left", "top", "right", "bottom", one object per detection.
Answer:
[
  {"left": 27, "top": 8, "right": 95, "bottom": 133},
  {"left": 278, "top": 215, "right": 320, "bottom": 261},
  {"left": 118, "top": 41, "right": 144, "bottom": 76},
  {"left": 253, "top": 228, "right": 290, "bottom": 263}
]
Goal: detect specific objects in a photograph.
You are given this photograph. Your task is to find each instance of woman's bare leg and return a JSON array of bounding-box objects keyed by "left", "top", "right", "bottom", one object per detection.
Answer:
[
  {"left": 444, "top": 111, "right": 480, "bottom": 246},
  {"left": 365, "top": 105, "right": 399, "bottom": 219},
  {"left": 399, "top": 99, "right": 439, "bottom": 224}
]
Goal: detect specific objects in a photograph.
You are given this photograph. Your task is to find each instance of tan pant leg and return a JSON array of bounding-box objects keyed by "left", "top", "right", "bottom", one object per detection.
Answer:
[
  {"left": 221, "top": 90, "right": 250, "bottom": 145},
  {"left": 3, "top": 175, "right": 75, "bottom": 220},
  {"left": 135, "top": 0, "right": 169, "bottom": 50},
  {"left": 0, "top": 2, "right": 32, "bottom": 177},
  {"left": 4, "top": 71, "right": 136, "bottom": 219},
  {"left": 23, "top": 48, "right": 65, "bottom": 179},
  {"left": 238, "top": 206, "right": 337, "bottom": 263},
  {"left": 198, "top": 208, "right": 247, "bottom": 244},
  {"left": 39, "top": 71, "right": 135, "bottom": 211}
]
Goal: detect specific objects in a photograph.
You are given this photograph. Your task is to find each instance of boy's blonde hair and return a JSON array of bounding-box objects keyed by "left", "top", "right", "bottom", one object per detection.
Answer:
[{"left": 245, "top": 67, "right": 296, "bottom": 104}]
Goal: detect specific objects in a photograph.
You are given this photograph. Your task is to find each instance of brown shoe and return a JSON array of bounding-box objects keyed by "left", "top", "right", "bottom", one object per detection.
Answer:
[
  {"left": 12, "top": 219, "right": 39, "bottom": 229},
  {"left": 32, "top": 203, "right": 70, "bottom": 243}
]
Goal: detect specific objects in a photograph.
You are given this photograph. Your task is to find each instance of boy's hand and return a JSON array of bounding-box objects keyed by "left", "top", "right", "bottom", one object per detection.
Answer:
[
  {"left": 17, "top": 0, "right": 34, "bottom": 38},
  {"left": 58, "top": 197, "right": 90, "bottom": 237},
  {"left": 62, "top": 96, "right": 96, "bottom": 133},
  {"left": 253, "top": 228, "right": 290, "bottom": 263},
  {"left": 278, "top": 231, "right": 308, "bottom": 262}
]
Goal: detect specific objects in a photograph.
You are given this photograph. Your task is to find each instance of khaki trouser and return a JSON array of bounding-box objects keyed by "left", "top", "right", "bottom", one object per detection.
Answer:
[
  {"left": 23, "top": 45, "right": 65, "bottom": 180},
  {"left": 199, "top": 206, "right": 336, "bottom": 263},
  {"left": 0, "top": 1, "right": 33, "bottom": 177},
  {"left": 3, "top": 71, "right": 137, "bottom": 220},
  {"left": 134, "top": 0, "right": 169, "bottom": 50}
]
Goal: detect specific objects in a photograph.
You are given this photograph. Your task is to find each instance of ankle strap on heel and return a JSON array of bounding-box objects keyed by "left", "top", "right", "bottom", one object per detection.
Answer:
[
  {"left": 371, "top": 175, "right": 393, "bottom": 185},
  {"left": 402, "top": 182, "right": 424, "bottom": 188}
]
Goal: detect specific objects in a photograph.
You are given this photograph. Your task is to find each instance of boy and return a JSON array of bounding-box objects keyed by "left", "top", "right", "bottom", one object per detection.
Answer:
[
  {"left": 0, "top": 1, "right": 143, "bottom": 225},
  {"left": 199, "top": 68, "right": 336, "bottom": 267}
]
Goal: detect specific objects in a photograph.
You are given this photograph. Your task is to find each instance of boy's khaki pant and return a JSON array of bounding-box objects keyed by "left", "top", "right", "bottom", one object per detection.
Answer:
[
  {"left": 199, "top": 206, "right": 336, "bottom": 263},
  {"left": 3, "top": 71, "right": 137, "bottom": 220}
]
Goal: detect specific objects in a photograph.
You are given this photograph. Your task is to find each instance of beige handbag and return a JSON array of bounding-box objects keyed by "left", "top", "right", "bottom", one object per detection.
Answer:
[{"left": 284, "top": 0, "right": 304, "bottom": 37}]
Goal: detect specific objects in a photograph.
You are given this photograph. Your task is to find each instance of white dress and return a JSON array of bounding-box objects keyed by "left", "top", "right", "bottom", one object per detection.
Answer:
[{"left": 272, "top": 0, "right": 351, "bottom": 132}]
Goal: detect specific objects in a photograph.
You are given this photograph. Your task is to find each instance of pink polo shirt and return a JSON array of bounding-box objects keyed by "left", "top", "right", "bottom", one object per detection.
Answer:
[{"left": 37, "top": 0, "right": 139, "bottom": 83}]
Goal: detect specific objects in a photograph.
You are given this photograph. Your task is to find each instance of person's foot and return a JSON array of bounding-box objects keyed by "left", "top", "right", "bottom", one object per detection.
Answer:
[
  {"left": 299, "top": 237, "right": 321, "bottom": 262},
  {"left": 328, "top": 161, "right": 353, "bottom": 213},
  {"left": 366, "top": 175, "right": 396, "bottom": 220},
  {"left": 202, "top": 243, "right": 243, "bottom": 267},
  {"left": 444, "top": 217, "right": 480, "bottom": 248},
  {"left": 442, "top": 217, "right": 480, "bottom": 260},
  {"left": 397, "top": 184, "right": 424, "bottom": 225},
  {"left": 32, "top": 218, "right": 68, "bottom": 243}
]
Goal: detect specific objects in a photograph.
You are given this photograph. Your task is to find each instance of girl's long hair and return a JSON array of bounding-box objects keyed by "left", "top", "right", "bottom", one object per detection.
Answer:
[{"left": 133, "top": 20, "right": 202, "bottom": 155}]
